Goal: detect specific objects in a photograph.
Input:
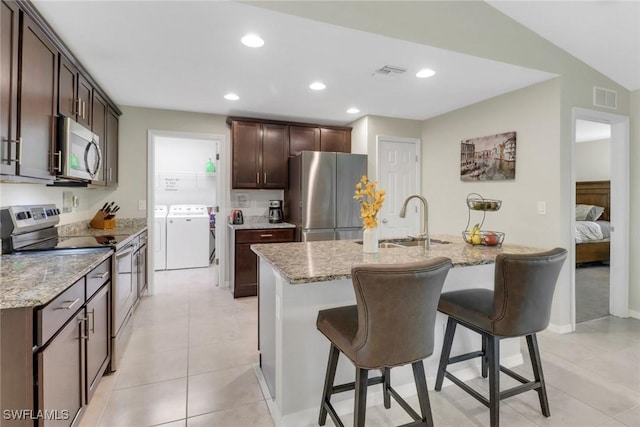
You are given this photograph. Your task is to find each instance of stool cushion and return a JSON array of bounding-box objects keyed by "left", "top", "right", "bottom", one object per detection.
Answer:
[
  {"left": 438, "top": 289, "right": 495, "bottom": 332},
  {"left": 317, "top": 258, "right": 452, "bottom": 369},
  {"left": 317, "top": 305, "right": 359, "bottom": 362},
  {"left": 438, "top": 248, "right": 567, "bottom": 337}
]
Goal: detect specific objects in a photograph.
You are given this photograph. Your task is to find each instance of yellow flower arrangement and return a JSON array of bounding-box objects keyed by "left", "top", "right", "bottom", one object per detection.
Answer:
[{"left": 353, "top": 175, "right": 385, "bottom": 229}]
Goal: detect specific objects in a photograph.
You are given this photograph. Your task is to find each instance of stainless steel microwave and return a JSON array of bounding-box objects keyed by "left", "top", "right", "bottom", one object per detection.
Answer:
[{"left": 56, "top": 116, "right": 102, "bottom": 181}]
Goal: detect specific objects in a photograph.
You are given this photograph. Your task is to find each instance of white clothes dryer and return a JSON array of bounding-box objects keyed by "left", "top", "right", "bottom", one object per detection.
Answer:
[
  {"left": 154, "top": 205, "right": 168, "bottom": 270},
  {"left": 166, "top": 205, "right": 210, "bottom": 269}
]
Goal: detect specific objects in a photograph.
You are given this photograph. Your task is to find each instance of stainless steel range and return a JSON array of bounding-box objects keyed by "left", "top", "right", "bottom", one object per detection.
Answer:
[{"left": 0, "top": 204, "right": 137, "bottom": 371}]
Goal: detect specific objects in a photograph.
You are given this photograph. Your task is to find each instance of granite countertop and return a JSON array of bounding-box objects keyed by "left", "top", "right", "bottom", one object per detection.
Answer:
[
  {"left": 1, "top": 218, "right": 148, "bottom": 310},
  {"left": 227, "top": 215, "right": 295, "bottom": 230},
  {"left": 1, "top": 249, "right": 112, "bottom": 309},
  {"left": 251, "top": 234, "right": 545, "bottom": 284}
]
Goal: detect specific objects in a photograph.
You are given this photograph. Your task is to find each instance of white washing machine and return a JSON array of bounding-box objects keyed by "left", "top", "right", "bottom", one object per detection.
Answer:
[
  {"left": 154, "top": 205, "right": 168, "bottom": 270},
  {"left": 166, "top": 205, "right": 210, "bottom": 269}
]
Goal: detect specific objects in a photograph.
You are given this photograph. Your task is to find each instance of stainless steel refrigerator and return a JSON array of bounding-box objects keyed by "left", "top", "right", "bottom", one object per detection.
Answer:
[{"left": 285, "top": 151, "right": 367, "bottom": 241}]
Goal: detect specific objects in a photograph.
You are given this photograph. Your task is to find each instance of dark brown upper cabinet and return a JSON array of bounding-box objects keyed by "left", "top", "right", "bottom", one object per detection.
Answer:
[
  {"left": 105, "top": 106, "right": 119, "bottom": 187},
  {"left": 231, "top": 120, "right": 288, "bottom": 189},
  {"left": 320, "top": 128, "right": 351, "bottom": 153},
  {"left": 289, "top": 125, "right": 320, "bottom": 156},
  {"left": 17, "top": 12, "right": 58, "bottom": 181},
  {"left": 0, "top": 0, "right": 20, "bottom": 177},
  {"left": 58, "top": 55, "right": 92, "bottom": 128}
]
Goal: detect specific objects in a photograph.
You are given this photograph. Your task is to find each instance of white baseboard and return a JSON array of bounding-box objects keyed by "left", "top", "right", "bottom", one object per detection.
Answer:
[
  {"left": 547, "top": 322, "right": 573, "bottom": 334},
  {"left": 628, "top": 309, "right": 640, "bottom": 320}
]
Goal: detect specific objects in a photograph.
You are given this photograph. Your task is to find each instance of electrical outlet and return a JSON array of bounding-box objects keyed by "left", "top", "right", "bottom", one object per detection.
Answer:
[{"left": 138, "top": 200, "right": 146, "bottom": 211}]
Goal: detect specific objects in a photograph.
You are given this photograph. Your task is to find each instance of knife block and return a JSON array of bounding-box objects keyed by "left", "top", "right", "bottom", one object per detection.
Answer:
[{"left": 90, "top": 211, "right": 115, "bottom": 230}]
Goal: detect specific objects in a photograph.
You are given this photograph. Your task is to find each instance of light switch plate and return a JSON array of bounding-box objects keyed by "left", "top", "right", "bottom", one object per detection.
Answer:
[
  {"left": 537, "top": 201, "right": 546, "bottom": 215},
  {"left": 138, "top": 199, "right": 146, "bottom": 211}
]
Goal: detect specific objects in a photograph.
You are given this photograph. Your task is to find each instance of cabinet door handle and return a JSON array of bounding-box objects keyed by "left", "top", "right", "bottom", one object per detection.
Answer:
[
  {"left": 260, "top": 234, "right": 273, "bottom": 238},
  {"left": 256, "top": 172, "right": 259, "bottom": 184},
  {"left": 53, "top": 150, "right": 62, "bottom": 172},
  {"left": 83, "top": 100, "right": 87, "bottom": 120},
  {"left": 264, "top": 173, "right": 267, "bottom": 184},
  {"left": 75, "top": 98, "right": 81, "bottom": 116},
  {"left": 93, "top": 271, "right": 109, "bottom": 279},
  {"left": 57, "top": 298, "right": 80, "bottom": 310},
  {"left": 107, "top": 167, "right": 112, "bottom": 181},
  {"left": 88, "top": 308, "right": 95, "bottom": 334},
  {"left": 17, "top": 137, "right": 22, "bottom": 165},
  {"left": 3, "top": 138, "right": 21, "bottom": 164},
  {"left": 78, "top": 316, "right": 89, "bottom": 341}
]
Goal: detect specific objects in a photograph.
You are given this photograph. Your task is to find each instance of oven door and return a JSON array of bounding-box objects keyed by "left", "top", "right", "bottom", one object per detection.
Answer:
[{"left": 59, "top": 116, "right": 102, "bottom": 181}]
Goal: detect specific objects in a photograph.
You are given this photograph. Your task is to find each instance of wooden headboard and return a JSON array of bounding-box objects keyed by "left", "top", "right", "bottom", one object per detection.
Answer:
[{"left": 576, "top": 180, "right": 610, "bottom": 221}]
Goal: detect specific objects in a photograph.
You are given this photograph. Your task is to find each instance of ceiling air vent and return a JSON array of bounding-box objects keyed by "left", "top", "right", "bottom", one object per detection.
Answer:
[
  {"left": 593, "top": 86, "right": 617, "bottom": 110},
  {"left": 372, "top": 65, "right": 407, "bottom": 77}
]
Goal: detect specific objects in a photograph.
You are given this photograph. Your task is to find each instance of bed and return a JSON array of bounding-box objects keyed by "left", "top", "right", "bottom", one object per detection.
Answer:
[{"left": 576, "top": 180, "right": 610, "bottom": 264}]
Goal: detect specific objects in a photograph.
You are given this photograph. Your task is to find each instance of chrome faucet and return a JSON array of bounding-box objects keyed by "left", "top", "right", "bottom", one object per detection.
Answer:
[{"left": 399, "top": 194, "right": 430, "bottom": 249}]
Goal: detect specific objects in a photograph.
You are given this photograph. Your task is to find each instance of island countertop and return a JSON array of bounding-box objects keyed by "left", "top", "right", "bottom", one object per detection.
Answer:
[{"left": 251, "top": 234, "right": 544, "bottom": 284}]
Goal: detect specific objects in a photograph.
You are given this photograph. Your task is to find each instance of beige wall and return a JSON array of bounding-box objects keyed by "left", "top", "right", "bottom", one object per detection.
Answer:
[
  {"left": 116, "top": 106, "right": 231, "bottom": 219},
  {"left": 630, "top": 90, "right": 640, "bottom": 316},
  {"left": 575, "top": 139, "right": 611, "bottom": 182},
  {"left": 422, "top": 78, "right": 571, "bottom": 327}
]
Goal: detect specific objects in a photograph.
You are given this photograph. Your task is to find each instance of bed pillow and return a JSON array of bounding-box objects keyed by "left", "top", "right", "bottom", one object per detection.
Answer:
[
  {"left": 576, "top": 204, "right": 605, "bottom": 221},
  {"left": 586, "top": 205, "right": 605, "bottom": 221}
]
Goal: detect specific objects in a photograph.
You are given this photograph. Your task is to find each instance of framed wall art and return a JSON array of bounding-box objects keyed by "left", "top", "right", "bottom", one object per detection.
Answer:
[{"left": 460, "top": 131, "right": 516, "bottom": 181}]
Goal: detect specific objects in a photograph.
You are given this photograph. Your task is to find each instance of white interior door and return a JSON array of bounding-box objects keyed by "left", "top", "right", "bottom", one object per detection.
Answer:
[{"left": 376, "top": 136, "right": 420, "bottom": 239}]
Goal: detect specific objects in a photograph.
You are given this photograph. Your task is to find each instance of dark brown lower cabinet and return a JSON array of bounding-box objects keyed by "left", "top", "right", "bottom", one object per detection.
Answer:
[
  {"left": 85, "top": 284, "right": 110, "bottom": 402},
  {"left": 233, "top": 228, "right": 294, "bottom": 298}
]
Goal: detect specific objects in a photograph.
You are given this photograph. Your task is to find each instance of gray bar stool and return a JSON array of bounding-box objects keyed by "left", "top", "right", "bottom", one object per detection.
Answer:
[
  {"left": 435, "top": 248, "right": 567, "bottom": 427},
  {"left": 316, "top": 258, "right": 452, "bottom": 427}
]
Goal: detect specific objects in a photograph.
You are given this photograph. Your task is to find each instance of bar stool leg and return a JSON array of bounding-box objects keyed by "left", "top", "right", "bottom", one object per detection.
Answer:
[
  {"left": 354, "top": 368, "right": 369, "bottom": 427},
  {"left": 481, "top": 335, "right": 489, "bottom": 378},
  {"left": 412, "top": 360, "right": 434, "bottom": 426},
  {"left": 319, "top": 344, "right": 340, "bottom": 426},
  {"left": 526, "top": 334, "right": 551, "bottom": 417},
  {"left": 382, "top": 367, "right": 391, "bottom": 409},
  {"left": 435, "top": 317, "right": 457, "bottom": 391},
  {"left": 487, "top": 335, "right": 500, "bottom": 427}
]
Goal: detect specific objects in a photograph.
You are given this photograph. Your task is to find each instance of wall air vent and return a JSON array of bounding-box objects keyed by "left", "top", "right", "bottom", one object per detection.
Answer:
[
  {"left": 593, "top": 86, "right": 617, "bottom": 110},
  {"left": 372, "top": 65, "right": 407, "bottom": 77}
]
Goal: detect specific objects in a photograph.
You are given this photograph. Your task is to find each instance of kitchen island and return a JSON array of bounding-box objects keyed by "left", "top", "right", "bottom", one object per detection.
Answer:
[{"left": 251, "top": 235, "right": 545, "bottom": 427}]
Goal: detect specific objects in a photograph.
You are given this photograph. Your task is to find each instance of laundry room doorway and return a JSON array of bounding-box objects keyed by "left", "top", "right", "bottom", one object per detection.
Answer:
[{"left": 147, "top": 130, "right": 224, "bottom": 294}]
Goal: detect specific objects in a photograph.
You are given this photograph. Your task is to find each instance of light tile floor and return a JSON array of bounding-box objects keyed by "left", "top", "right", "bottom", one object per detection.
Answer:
[{"left": 80, "top": 265, "right": 640, "bottom": 426}]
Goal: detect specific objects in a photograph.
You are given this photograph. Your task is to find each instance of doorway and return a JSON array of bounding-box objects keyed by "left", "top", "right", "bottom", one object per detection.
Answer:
[
  {"left": 375, "top": 136, "right": 420, "bottom": 239},
  {"left": 146, "top": 130, "right": 224, "bottom": 294},
  {"left": 574, "top": 120, "right": 611, "bottom": 322},
  {"left": 571, "top": 108, "right": 630, "bottom": 329}
]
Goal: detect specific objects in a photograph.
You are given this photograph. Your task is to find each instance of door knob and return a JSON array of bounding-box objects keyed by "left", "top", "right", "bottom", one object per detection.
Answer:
[{"left": 382, "top": 218, "right": 388, "bottom": 224}]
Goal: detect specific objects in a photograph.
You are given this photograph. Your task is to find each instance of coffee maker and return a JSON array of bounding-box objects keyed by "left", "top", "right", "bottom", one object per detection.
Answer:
[{"left": 268, "top": 200, "right": 284, "bottom": 224}]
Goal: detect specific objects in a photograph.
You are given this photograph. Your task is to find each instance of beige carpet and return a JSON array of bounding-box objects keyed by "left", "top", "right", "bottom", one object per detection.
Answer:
[{"left": 575, "top": 263, "right": 610, "bottom": 323}]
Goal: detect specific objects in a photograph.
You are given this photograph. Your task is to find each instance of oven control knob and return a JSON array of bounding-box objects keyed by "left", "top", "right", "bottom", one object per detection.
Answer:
[
  {"left": 55, "top": 209, "right": 60, "bottom": 215},
  {"left": 46, "top": 209, "right": 52, "bottom": 216},
  {"left": 16, "top": 211, "right": 27, "bottom": 220}
]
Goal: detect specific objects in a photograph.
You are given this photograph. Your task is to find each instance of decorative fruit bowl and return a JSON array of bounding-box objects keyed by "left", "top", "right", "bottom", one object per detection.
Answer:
[
  {"left": 466, "top": 198, "right": 502, "bottom": 211},
  {"left": 462, "top": 230, "right": 505, "bottom": 246}
]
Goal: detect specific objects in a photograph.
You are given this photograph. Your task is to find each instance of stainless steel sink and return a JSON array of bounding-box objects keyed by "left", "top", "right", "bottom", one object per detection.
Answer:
[{"left": 357, "top": 238, "right": 451, "bottom": 248}]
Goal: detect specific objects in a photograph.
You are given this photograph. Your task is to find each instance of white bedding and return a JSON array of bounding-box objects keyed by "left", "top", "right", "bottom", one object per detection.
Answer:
[{"left": 575, "top": 221, "right": 604, "bottom": 243}]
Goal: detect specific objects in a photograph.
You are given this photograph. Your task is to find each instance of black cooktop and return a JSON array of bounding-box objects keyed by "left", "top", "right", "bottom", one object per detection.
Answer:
[{"left": 19, "top": 235, "right": 127, "bottom": 251}]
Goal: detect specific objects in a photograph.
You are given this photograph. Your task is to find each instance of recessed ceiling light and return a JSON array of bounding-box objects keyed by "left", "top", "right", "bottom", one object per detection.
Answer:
[
  {"left": 416, "top": 68, "right": 436, "bottom": 78},
  {"left": 241, "top": 34, "right": 264, "bottom": 48},
  {"left": 224, "top": 93, "right": 239, "bottom": 101},
  {"left": 309, "top": 82, "right": 326, "bottom": 91},
  {"left": 347, "top": 107, "right": 360, "bottom": 114}
]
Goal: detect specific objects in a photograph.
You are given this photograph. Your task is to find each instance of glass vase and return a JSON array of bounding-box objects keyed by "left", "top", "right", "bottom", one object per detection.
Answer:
[{"left": 362, "top": 227, "right": 379, "bottom": 253}]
